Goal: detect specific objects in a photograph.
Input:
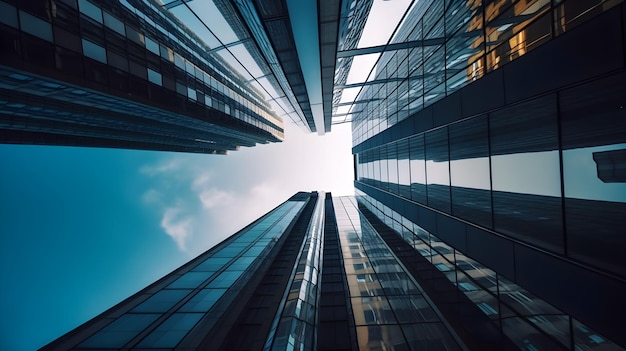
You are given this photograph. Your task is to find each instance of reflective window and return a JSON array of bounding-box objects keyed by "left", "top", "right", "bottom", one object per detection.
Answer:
[
  {"left": 192, "top": 257, "right": 230, "bottom": 271},
  {"left": 351, "top": 296, "right": 397, "bottom": 325},
  {"left": 425, "top": 128, "right": 451, "bottom": 212},
  {"left": 346, "top": 274, "right": 384, "bottom": 297},
  {"left": 19, "top": 10, "right": 53, "bottom": 42},
  {"left": 145, "top": 36, "right": 159, "bottom": 55},
  {"left": 82, "top": 39, "right": 107, "bottom": 63},
  {"left": 356, "top": 325, "right": 407, "bottom": 351},
  {"left": 449, "top": 116, "right": 492, "bottom": 227},
  {"left": 179, "top": 288, "right": 226, "bottom": 312},
  {"left": 132, "top": 289, "right": 191, "bottom": 313},
  {"left": 79, "top": 314, "right": 160, "bottom": 348},
  {"left": 409, "top": 134, "right": 427, "bottom": 204},
  {"left": 0, "top": 2, "right": 18, "bottom": 28},
  {"left": 147, "top": 68, "right": 162, "bottom": 86},
  {"left": 78, "top": 0, "right": 103, "bottom": 23},
  {"left": 136, "top": 313, "right": 203, "bottom": 348},
  {"left": 103, "top": 11, "right": 125, "bottom": 36},
  {"left": 387, "top": 143, "right": 399, "bottom": 193},
  {"left": 397, "top": 139, "right": 411, "bottom": 198},
  {"left": 125, "top": 25, "right": 145, "bottom": 46},
  {"left": 401, "top": 323, "right": 462, "bottom": 351},
  {"left": 490, "top": 95, "right": 563, "bottom": 252},
  {"left": 207, "top": 270, "right": 244, "bottom": 288},
  {"left": 168, "top": 271, "right": 213, "bottom": 289}
]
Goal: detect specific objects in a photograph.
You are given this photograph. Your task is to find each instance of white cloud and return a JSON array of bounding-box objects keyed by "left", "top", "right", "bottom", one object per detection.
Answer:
[
  {"left": 198, "top": 188, "right": 235, "bottom": 209},
  {"left": 192, "top": 171, "right": 212, "bottom": 189},
  {"left": 139, "top": 120, "right": 355, "bottom": 255},
  {"left": 160, "top": 207, "right": 193, "bottom": 251}
]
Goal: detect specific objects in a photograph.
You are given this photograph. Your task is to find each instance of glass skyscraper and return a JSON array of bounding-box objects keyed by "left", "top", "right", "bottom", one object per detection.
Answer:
[
  {"left": 0, "top": 0, "right": 313, "bottom": 153},
  {"left": 349, "top": 0, "right": 626, "bottom": 349}
]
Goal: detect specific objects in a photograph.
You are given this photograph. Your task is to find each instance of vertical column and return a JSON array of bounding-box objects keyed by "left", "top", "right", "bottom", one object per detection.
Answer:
[{"left": 317, "top": 193, "right": 358, "bottom": 351}]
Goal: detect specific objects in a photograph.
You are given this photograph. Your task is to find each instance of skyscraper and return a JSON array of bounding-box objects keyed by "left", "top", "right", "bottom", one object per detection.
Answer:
[
  {"left": 0, "top": 0, "right": 317, "bottom": 153},
  {"left": 41, "top": 192, "right": 623, "bottom": 350},
  {"left": 348, "top": 0, "right": 626, "bottom": 349}
]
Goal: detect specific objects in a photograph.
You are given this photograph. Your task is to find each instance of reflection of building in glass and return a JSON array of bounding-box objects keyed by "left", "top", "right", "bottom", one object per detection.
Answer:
[
  {"left": 41, "top": 192, "right": 622, "bottom": 350},
  {"left": 350, "top": 0, "right": 626, "bottom": 349},
  {"left": 0, "top": 0, "right": 304, "bottom": 153},
  {"left": 593, "top": 149, "right": 626, "bottom": 183}
]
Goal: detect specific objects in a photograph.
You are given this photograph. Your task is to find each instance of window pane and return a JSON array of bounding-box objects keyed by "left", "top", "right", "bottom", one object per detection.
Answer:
[
  {"left": 425, "top": 128, "right": 451, "bottom": 212},
  {"left": 179, "top": 288, "right": 226, "bottom": 312},
  {"left": 0, "top": 2, "right": 18, "bottom": 28},
  {"left": 409, "top": 134, "right": 426, "bottom": 204},
  {"left": 490, "top": 95, "right": 563, "bottom": 252},
  {"left": 103, "top": 11, "right": 125, "bottom": 36},
  {"left": 147, "top": 68, "right": 162, "bottom": 85},
  {"left": 78, "top": 0, "right": 103, "bottom": 23},
  {"left": 79, "top": 314, "right": 160, "bottom": 348},
  {"left": 82, "top": 39, "right": 107, "bottom": 63},
  {"left": 168, "top": 271, "right": 213, "bottom": 289},
  {"left": 397, "top": 139, "right": 411, "bottom": 198},
  {"left": 132, "top": 289, "right": 191, "bottom": 313},
  {"left": 137, "top": 313, "right": 203, "bottom": 348},
  {"left": 19, "top": 11, "right": 53, "bottom": 42},
  {"left": 449, "top": 115, "right": 492, "bottom": 228}
]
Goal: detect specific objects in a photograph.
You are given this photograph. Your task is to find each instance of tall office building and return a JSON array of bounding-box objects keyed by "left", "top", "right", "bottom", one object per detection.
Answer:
[
  {"left": 0, "top": 0, "right": 322, "bottom": 153},
  {"left": 41, "top": 192, "right": 623, "bottom": 350}
]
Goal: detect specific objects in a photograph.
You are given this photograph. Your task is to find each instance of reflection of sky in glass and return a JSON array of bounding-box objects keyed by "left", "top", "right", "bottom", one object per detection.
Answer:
[
  {"left": 398, "top": 159, "right": 410, "bottom": 185},
  {"left": 450, "top": 158, "right": 490, "bottom": 190},
  {"left": 168, "top": 6, "right": 220, "bottom": 48},
  {"left": 216, "top": 48, "right": 253, "bottom": 81},
  {"left": 226, "top": 44, "right": 264, "bottom": 78},
  {"left": 410, "top": 159, "right": 426, "bottom": 184},
  {"left": 563, "top": 143, "right": 626, "bottom": 202},
  {"left": 492, "top": 151, "right": 561, "bottom": 197},
  {"left": 188, "top": 0, "right": 239, "bottom": 45},
  {"left": 346, "top": 53, "right": 381, "bottom": 84},
  {"left": 357, "top": 0, "right": 413, "bottom": 48},
  {"left": 426, "top": 160, "right": 449, "bottom": 186}
]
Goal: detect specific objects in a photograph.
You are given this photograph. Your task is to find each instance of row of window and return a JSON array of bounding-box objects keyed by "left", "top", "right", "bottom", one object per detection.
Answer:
[
  {"left": 351, "top": 0, "right": 617, "bottom": 145},
  {"left": 356, "top": 190, "right": 620, "bottom": 351},
  {"left": 265, "top": 196, "right": 325, "bottom": 350},
  {"left": 0, "top": 0, "right": 284, "bottom": 139},
  {"left": 333, "top": 196, "right": 463, "bottom": 351},
  {"left": 1, "top": 69, "right": 282, "bottom": 153},
  {"left": 76, "top": 200, "right": 305, "bottom": 349},
  {"left": 355, "top": 93, "right": 626, "bottom": 275}
]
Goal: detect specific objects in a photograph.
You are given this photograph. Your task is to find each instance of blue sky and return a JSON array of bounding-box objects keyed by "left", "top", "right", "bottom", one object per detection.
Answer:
[{"left": 0, "top": 122, "right": 353, "bottom": 351}]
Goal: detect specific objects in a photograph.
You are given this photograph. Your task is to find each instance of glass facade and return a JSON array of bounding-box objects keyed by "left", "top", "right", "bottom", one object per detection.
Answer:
[
  {"left": 355, "top": 189, "right": 620, "bottom": 351},
  {"left": 333, "top": 196, "right": 463, "bottom": 351},
  {"left": 351, "top": 0, "right": 626, "bottom": 349},
  {"left": 347, "top": 0, "right": 623, "bottom": 141},
  {"left": 0, "top": 0, "right": 296, "bottom": 153}
]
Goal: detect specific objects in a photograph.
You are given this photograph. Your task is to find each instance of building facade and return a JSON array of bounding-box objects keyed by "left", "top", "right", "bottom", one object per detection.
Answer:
[
  {"left": 349, "top": 0, "right": 626, "bottom": 349},
  {"left": 41, "top": 192, "right": 622, "bottom": 350},
  {"left": 0, "top": 0, "right": 292, "bottom": 153}
]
